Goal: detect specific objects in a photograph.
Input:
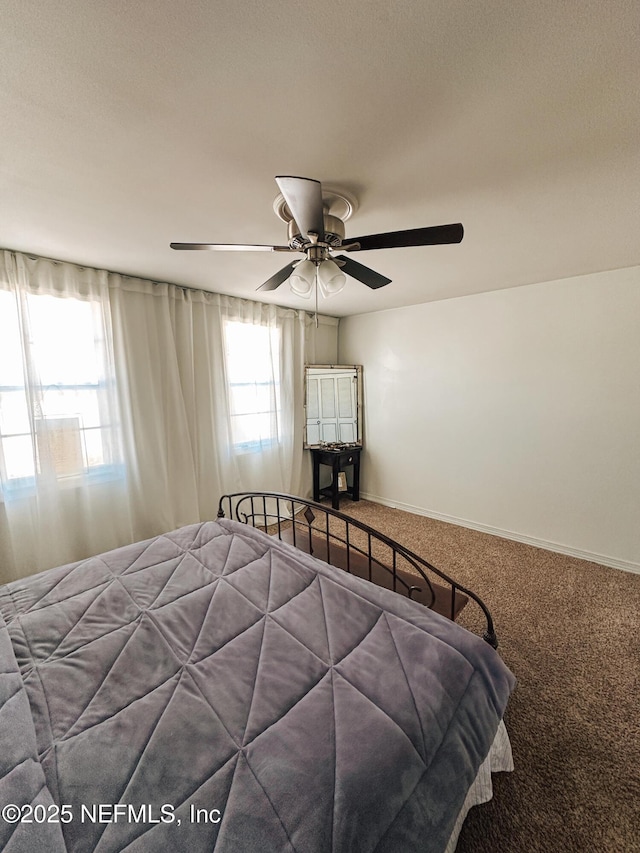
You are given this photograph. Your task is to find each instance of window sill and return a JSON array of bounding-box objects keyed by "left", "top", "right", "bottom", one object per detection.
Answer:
[
  {"left": 232, "top": 439, "right": 279, "bottom": 455},
  {"left": 0, "top": 463, "right": 125, "bottom": 503}
]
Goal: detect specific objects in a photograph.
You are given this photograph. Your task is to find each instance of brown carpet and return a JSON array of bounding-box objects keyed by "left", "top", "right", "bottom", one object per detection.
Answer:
[{"left": 332, "top": 499, "right": 640, "bottom": 853}]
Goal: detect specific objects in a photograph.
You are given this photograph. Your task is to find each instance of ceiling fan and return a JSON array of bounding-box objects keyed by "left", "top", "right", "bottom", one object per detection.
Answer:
[{"left": 170, "top": 176, "right": 463, "bottom": 298}]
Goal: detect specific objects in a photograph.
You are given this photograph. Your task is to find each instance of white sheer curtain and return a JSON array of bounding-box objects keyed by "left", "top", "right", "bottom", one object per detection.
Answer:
[
  {"left": 108, "top": 276, "right": 308, "bottom": 537},
  {"left": 0, "top": 252, "right": 134, "bottom": 579},
  {"left": 0, "top": 251, "right": 311, "bottom": 582}
]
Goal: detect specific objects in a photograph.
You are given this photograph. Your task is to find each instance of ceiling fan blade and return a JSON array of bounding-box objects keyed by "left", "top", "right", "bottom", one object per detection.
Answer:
[
  {"left": 170, "top": 242, "right": 293, "bottom": 252},
  {"left": 334, "top": 255, "right": 392, "bottom": 289},
  {"left": 256, "top": 260, "right": 299, "bottom": 291},
  {"left": 343, "top": 223, "right": 464, "bottom": 251},
  {"left": 275, "top": 176, "right": 325, "bottom": 242}
]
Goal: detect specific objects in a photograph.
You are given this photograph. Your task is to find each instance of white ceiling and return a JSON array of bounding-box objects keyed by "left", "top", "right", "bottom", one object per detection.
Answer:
[{"left": 1, "top": 0, "right": 639, "bottom": 317}]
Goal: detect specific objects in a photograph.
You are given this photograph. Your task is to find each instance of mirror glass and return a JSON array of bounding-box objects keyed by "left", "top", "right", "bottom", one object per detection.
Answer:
[{"left": 304, "top": 364, "right": 363, "bottom": 448}]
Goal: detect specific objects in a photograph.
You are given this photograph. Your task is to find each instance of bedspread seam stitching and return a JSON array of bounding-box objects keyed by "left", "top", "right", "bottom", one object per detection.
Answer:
[
  {"left": 241, "top": 551, "right": 273, "bottom": 748},
  {"left": 88, "top": 668, "right": 184, "bottom": 851},
  {"left": 383, "top": 611, "right": 430, "bottom": 759},
  {"left": 371, "top": 671, "right": 484, "bottom": 853},
  {"left": 331, "top": 664, "right": 427, "bottom": 770},
  {"left": 242, "top": 751, "right": 299, "bottom": 853}
]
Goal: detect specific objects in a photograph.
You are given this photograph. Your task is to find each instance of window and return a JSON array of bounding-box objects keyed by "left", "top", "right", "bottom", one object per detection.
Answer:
[
  {"left": 223, "top": 321, "right": 281, "bottom": 451},
  {"left": 0, "top": 289, "right": 122, "bottom": 496}
]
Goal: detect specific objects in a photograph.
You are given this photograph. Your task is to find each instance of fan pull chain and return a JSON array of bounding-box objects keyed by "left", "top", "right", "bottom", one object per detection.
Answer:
[{"left": 314, "top": 267, "right": 319, "bottom": 327}]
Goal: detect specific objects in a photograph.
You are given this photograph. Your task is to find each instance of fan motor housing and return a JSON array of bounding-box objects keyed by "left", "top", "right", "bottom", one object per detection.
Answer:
[{"left": 288, "top": 214, "right": 345, "bottom": 250}]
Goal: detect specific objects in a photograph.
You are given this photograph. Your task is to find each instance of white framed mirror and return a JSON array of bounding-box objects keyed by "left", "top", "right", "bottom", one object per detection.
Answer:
[{"left": 304, "top": 364, "right": 363, "bottom": 449}]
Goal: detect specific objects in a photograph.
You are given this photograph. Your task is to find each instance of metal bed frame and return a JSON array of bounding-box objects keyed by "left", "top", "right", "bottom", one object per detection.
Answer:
[{"left": 217, "top": 491, "right": 498, "bottom": 647}]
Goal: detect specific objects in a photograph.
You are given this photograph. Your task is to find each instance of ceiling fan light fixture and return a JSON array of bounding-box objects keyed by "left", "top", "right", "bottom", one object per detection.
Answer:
[
  {"left": 289, "top": 259, "right": 315, "bottom": 298},
  {"left": 171, "top": 176, "right": 464, "bottom": 296},
  {"left": 317, "top": 258, "right": 346, "bottom": 298}
]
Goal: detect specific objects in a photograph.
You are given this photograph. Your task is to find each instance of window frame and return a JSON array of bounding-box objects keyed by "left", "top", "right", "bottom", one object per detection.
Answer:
[
  {"left": 223, "top": 320, "right": 282, "bottom": 454},
  {"left": 0, "top": 289, "right": 124, "bottom": 499}
]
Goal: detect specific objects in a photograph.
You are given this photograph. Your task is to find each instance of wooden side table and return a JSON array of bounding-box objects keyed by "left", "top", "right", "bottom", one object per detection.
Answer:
[{"left": 311, "top": 447, "right": 362, "bottom": 510}]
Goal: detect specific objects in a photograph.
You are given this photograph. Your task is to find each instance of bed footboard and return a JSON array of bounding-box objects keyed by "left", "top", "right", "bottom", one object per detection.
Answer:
[{"left": 217, "top": 492, "right": 498, "bottom": 647}]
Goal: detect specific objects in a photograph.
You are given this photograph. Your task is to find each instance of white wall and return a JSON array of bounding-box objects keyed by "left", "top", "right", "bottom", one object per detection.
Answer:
[
  {"left": 338, "top": 266, "right": 640, "bottom": 571},
  {"left": 304, "top": 314, "right": 339, "bottom": 364}
]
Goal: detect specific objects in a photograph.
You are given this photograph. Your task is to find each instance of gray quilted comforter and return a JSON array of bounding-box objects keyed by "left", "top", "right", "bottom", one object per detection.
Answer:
[{"left": 0, "top": 519, "right": 515, "bottom": 853}]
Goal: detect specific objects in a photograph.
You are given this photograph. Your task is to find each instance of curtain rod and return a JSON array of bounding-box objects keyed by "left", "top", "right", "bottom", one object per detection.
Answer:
[{"left": 1, "top": 246, "right": 338, "bottom": 324}]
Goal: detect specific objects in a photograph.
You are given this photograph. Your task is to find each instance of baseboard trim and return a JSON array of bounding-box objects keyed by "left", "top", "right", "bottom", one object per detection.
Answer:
[{"left": 360, "top": 492, "right": 640, "bottom": 575}]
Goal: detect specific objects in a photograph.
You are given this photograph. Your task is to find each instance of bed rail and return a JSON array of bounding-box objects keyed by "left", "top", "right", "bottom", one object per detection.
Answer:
[{"left": 217, "top": 492, "right": 498, "bottom": 647}]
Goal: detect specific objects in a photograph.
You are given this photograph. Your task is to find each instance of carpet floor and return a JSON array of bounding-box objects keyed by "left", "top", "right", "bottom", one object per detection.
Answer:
[{"left": 334, "top": 499, "right": 640, "bottom": 853}]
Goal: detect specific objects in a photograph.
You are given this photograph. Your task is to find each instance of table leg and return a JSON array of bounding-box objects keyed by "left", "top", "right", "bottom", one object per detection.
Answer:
[
  {"left": 352, "top": 455, "right": 360, "bottom": 501},
  {"left": 313, "top": 454, "right": 320, "bottom": 502}
]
